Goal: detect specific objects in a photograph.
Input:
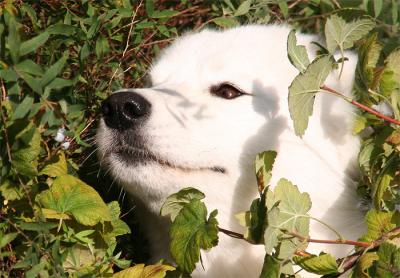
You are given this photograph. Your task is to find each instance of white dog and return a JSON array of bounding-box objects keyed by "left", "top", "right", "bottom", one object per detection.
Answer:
[{"left": 97, "top": 25, "right": 365, "bottom": 277}]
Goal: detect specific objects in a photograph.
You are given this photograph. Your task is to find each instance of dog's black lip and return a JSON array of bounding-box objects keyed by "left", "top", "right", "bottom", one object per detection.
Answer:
[{"left": 113, "top": 146, "right": 226, "bottom": 174}]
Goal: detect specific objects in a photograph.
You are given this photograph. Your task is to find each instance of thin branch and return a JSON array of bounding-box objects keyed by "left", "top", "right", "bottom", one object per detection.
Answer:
[
  {"left": 218, "top": 227, "right": 245, "bottom": 240},
  {"left": 286, "top": 231, "right": 370, "bottom": 248},
  {"left": 320, "top": 85, "right": 400, "bottom": 126}
]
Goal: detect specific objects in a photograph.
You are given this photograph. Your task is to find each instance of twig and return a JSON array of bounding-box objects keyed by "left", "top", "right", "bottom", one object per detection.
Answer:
[
  {"left": 286, "top": 231, "right": 370, "bottom": 248},
  {"left": 218, "top": 227, "right": 245, "bottom": 240},
  {"left": 320, "top": 85, "right": 400, "bottom": 126}
]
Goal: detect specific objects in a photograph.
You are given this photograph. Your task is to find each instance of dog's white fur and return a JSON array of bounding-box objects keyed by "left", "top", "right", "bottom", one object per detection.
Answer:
[{"left": 97, "top": 25, "right": 365, "bottom": 277}]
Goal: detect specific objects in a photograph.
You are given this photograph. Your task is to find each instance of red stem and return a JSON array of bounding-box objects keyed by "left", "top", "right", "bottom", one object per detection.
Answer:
[{"left": 320, "top": 85, "right": 400, "bottom": 126}]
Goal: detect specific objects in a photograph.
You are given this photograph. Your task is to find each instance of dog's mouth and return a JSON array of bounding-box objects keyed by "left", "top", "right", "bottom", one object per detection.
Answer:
[{"left": 111, "top": 145, "right": 226, "bottom": 174}]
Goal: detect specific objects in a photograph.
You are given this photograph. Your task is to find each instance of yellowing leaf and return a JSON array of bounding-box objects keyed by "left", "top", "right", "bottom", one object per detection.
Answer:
[
  {"left": 170, "top": 199, "right": 218, "bottom": 274},
  {"left": 37, "top": 174, "right": 111, "bottom": 226},
  {"left": 287, "top": 30, "right": 310, "bottom": 73},
  {"left": 113, "top": 264, "right": 175, "bottom": 278},
  {"left": 359, "top": 209, "right": 398, "bottom": 243},
  {"left": 354, "top": 252, "right": 379, "bottom": 278},
  {"left": 293, "top": 253, "right": 338, "bottom": 275},
  {"left": 288, "top": 55, "right": 333, "bottom": 137},
  {"left": 40, "top": 152, "right": 67, "bottom": 177},
  {"left": 255, "top": 150, "right": 277, "bottom": 192}
]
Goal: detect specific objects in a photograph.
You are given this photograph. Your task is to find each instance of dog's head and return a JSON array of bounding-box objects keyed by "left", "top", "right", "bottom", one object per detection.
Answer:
[{"left": 97, "top": 25, "right": 301, "bottom": 204}]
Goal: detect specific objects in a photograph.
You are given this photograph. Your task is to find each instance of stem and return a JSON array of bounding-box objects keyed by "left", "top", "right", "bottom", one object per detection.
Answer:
[
  {"left": 218, "top": 227, "right": 245, "bottom": 240},
  {"left": 286, "top": 231, "right": 369, "bottom": 248},
  {"left": 320, "top": 85, "right": 400, "bottom": 126},
  {"left": 309, "top": 216, "right": 344, "bottom": 242}
]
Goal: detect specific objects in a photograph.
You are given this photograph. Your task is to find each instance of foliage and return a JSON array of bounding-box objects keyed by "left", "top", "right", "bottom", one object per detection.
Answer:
[{"left": 1, "top": 0, "right": 400, "bottom": 278}]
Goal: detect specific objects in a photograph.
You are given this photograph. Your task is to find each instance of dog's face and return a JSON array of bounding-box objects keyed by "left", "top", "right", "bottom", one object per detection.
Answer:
[{"left": 97, "top": 26, "right": 299, "bottom": 206}]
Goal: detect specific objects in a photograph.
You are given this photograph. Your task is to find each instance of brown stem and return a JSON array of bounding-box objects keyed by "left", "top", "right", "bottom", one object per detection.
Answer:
[
  {"left": 320, "top": 85, "right": 400, "bottom": 126},
  {"left": 286, "top": 231, "right": 370, "bottom": 248},
  {"left": 218, "top": 227, "right": 245, "bottom": 240}
]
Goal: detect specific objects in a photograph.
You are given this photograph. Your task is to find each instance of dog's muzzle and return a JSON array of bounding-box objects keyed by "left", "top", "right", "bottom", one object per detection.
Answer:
[{"left": 101, "top": 91, "right": 151, "bottom": 131}]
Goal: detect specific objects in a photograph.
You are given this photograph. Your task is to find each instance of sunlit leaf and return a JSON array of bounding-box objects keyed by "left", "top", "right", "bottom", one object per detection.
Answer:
[
  {"left": 287, "top": 30, "right": 310, "bottom": 73},
  {"left": 113, "top": 263, "right": 175, "bottom": 278},
  {"left": 288, "top": 55, "right": 333, "bottom": 137},
  {"left": 170, "top": 199, "right": 218, "bottom": 274},
  {"left": 293, "top": 253, "right": 338, "bottom": 275}
]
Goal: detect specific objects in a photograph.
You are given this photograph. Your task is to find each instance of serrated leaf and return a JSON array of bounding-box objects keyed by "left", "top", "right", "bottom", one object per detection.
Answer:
[
  {"left": 287, "top": 30, "right": 310, "bottom": 73},
  {"left": 293, "top": 253, "right": 338, "bottom": 275},
  {"left": 113, "top": 263, "right": 175, "bottom": 278},
  {"left": 354, "top": 252, "right": 379, "bottom": 278},
  {"left": 20, "top": 31, "right": 49, "bottom": 56},
  {"left": 255, "top": 150, "right": 277, "bottom": 192},
  {"left": 325, "top": 15, "right": 375, "bottom": 53},
  {"left": 107, "top": 201, "right": 131, "bottom": 237},
  {"left": 376, "top": 240, "right": 400, "bottom": 277},
  {"left": 40, "top": 51, "right": 69, "bottom": 88},
  {"left": 385, "top": 49, "right": 400, "bottom": 86},
  {"left": 170, "top": 199, "right": 218, "bottom": 274},
  {"left": 234, "top": 0, "right": 251, "bottom": 16},
  {"left": 12, "top": 95, "right": 33, "bottom": 120},
  {"left": 160, "top": 187, "right": 205, "bottom": 221},
  {"left": 260, "top": 254, "right": 281, "bottom": 278},
  {"left": 37, "top": 174, "right": 111, "bottom": 226},
  {"left": 264, "top": 179, "right": 311, "bottom": 259},
  {"left": 246, "top": 189, "right": 267, "bottom": 244},
  {"left": 288, "top": 55, "right": 333, "bottom": 137},
  {"left": 40, "top": 152, "right": 67, "bottom": 177},
  {"left": 359, "top": 209, "right": 398, "bottom": 243},
  {"left": 373, "top": 154, "right": 398, "bottom": 208}
]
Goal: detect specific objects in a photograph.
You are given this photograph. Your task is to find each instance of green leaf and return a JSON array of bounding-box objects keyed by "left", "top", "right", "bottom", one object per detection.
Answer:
[
  {"left": 0, "top": 179, "right": 22, "bottom": 201},
  {"left": 170, "top": 199, "right": 218, "bottom": 274},
  {"left": 359, "top": 209, "right": 398, "bottom": 243},
  {"left": 145, "top": 0, "right": 154, "bottom": 16},
  {"left": 39, "top": 152, "right": 67, "bottom": 177},
  {"left": 245, "top": 190, "right": 267, "bottom": 244},
  {"left": 12, "top": 95, "right": 33, "bottom": 120},
  {"left": 234, "top": 0, "right": 251, "bottom": 16},
  {"left": 293, "top": 253, "right": 339, "bottom": 275},
  {"left": 287, "top": 30, "right": 310, "bottom": 73},
  {"left": 264, "top": 179, "right": 311, "bottom": 259},
  {"left": 20, "top": 31, "right": 49, "bottom": 56},
  {"left": 113, "top": 263, "right": 175, "bottom": 278},
  {"left": 106, "top": 201, "right": 131, "bottom": 237},
  {"left": 212, "top": 17, "right": 238, "bottom": 28},
  {"left": 160, "top": 187, "right": 205, "bottom": 221},
  {"left": 6, "top": 15, "right": 21, "bottom": 64},
  {"left": 12, "top": 126, "right": 41, "bottom": 177},
  {"left": 0, "top": 233, "right": 17, "bottom": 249},
  {"left": 40, "top": 51, "right": 69, "bottom": 88},
  {"left": 354, "top": 252, "right": 379, "bottom": 278},
  {"left": 385, "top": 49, "right": 400, "bottom": 87},
  {"left": 14, "top": 59, "right": 43, "bottom": 76},
  {"left": 255, "top": 150, "right": 277, "bottom": 192},
  {"left": 95, "top": 36, "right": 110, "bottom": 58},
  {"left": 325, "top": 15, "right": 375, "bottom": 53},
  {"left": 37, "top": 174, "right": 111, "bottom": 226},
  {"left": 373, "top": 154, "right": 398, "bottom": 208},
  {"left": 260, "top": 254, "right": 281, "bottom": 278},
  {"left": 376, "top": 240, "right": 400, "bottom": 277},
  {"left": 47, "top": 24, "right": 77, "bottom": 36},
  {"left": 288, "top": 55, "right": 333, "bottom": 137},
  {"left": 373, "top": 0, "right": 383, "bottom": 18},
  {"left": 150, "top": 10, "right": 177, "bottom": 18}
]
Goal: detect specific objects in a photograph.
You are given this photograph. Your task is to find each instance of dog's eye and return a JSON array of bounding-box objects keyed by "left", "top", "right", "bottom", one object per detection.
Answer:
[{"left": 210, "top": 83, "right": 244, "bottom": 100}]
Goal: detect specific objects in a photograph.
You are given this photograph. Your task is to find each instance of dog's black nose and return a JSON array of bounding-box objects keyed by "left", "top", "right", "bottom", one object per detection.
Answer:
[{"left": 101, "top": 91, "right": 151, "bottom": 130}]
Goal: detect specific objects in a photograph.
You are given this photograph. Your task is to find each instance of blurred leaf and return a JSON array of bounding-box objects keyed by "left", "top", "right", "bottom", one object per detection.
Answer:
[
  {"left": 0, "top": 179, "right": 22, "bottom": 201},
  {"left": 287, "top": 30, "right": 310, "bottom": 73},
  {"left": 288, "top": 55, "right": 333, "bottom": 137},
  {"left": 145, "top": 0, "right": 154, "bottom": 17},
  {"left": 12, "top": 126, "right": 41, "bottom": 177},
  {"left": 12, "top": 95, "right": 33, "bottom": 120},
  {"left": 6, "top": 15, "right": 20, "bottom": 63},
  {"left": 260, "top": 254, "right": 281, "bottom": 278},
  {"left": 40, "top": 152, "right": 67, "bottom": 177},
  {"left": 234, "top": 0, "right": 251, "bottom": 16},
  {"left": 212, "top": 17, "right": 238, "bottom": 28},
  {"left": 40, "top": 51, "right": 69, "bottom": 88},
  {"left": 151, "top": 10, "right": 177, "bottom": 19},
  {"left": 359, "top": 209, "right": 398, "bottom": 242},
  {"left": 373, "top": 154, "right": 398, "bottom": 208},
  {"left": 0, "top": 233, "right": 17, "bottom": 249},
  {"left": 293, "top": 253, "right": 338, "bottom": 275},
  {"left": 373, "top": 0, "right": 383, "bottom": 18},
  {"left": 47, "top": 24, "right": 77, "bottom": 36},
  {"left": 170, "top": 199, "right": 218, "bottom": 274},
  {"left": 41, "top": 208, "right": 71, "bottom": 220},
  {"left": 95, "top": 36, "right": 110, "bottom": 58},
  {"left": 14, "top": 59, "right": 43, "bottom": 76},
  {"left": 20, "top": 31, "right": 49, "bottom": 56},
  {"left": 376, "top": 240, "right": 400, "bottom": 277},
  {"left": 37, "top": 174, "right": 111, "bottom": 226},
  {"left": 113, "top": 263, "right": 175, "bottom": 278},
  {"left": 325, "top": 15, "right": 375, "bottom": 53},
  {"left": 160, "top": 187, "right": 205, "bottom": 221},
  {"left": 246, "top": 189, "right": 267, "bottom": 244},
  {"left": 354, "top": 252, "right": 379, "bottom": 278}
]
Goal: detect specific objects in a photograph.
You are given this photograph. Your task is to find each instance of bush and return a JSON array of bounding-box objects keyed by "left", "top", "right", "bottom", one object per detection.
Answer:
[{"left": 1, "top": 0, "right": 400, "bottom": 277}]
